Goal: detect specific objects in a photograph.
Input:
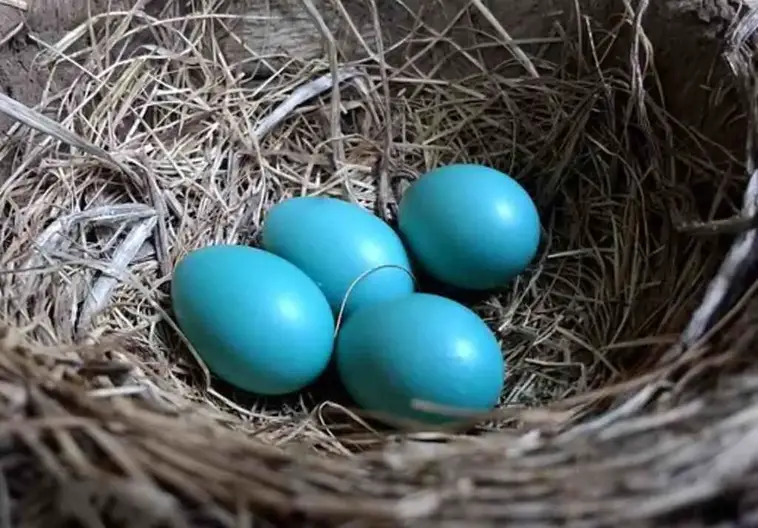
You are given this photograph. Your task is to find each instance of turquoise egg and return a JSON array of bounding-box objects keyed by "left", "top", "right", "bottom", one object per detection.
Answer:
[
  {"left": 335, "top": 293, "right": 505, "bottom": 426},
  {"left": 171, "top": 244, "right": 335, "bottom": 395},
  {"left": 261, "top": 196, "right": 414, "bottom": 317},
  {"left": 398, "top": 164, "right": 541, "bottom": 290}
]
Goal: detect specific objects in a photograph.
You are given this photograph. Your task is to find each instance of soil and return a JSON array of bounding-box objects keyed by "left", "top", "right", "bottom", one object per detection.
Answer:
[
  {"left": 0, "top": 0, "right": 746, "bottom": 165},
  {"left": 0, "top": 0, "right": 153, "bottom": 137},
  {"left": 0, "top": 5, "right": 47, "bottom": 136},
  {"left": 220, "top": 0, "right": 744, "bottom": 157}
]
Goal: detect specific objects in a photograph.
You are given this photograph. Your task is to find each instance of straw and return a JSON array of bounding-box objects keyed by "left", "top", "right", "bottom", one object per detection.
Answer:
[{"left": 0, "top": 0, "right": 756, "bottom": 525}]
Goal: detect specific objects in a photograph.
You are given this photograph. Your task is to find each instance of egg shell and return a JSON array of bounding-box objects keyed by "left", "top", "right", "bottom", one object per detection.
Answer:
[
  {"left": 398, "top": 163, "right": 541, "bottom": 291},
  {"left": 261, "top": 196, "right": 414, "bottom": 317},
  {"left": 335, "top": 293, "right": 505, "bottom": 426},
  {"left": 171, "top": 244, "right": 335, "bottom": 395}
]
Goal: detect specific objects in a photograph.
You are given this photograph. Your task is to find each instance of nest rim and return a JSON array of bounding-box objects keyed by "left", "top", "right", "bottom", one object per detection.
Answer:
[{"left": 0, "top": 0, "right": 756, "bottom": 525}]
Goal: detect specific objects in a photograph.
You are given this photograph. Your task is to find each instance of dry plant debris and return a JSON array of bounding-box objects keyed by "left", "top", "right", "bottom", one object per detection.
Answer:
[{"left": 0, "top": 0, "right": 756, "bottom": 525}]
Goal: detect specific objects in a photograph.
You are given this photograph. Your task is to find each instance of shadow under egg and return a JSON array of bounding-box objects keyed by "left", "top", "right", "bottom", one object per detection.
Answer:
[
  {"left": 208, "top": 352, "right": 356, "bottom": 413},
  {"left": 395, "top": 229, "right": 494, "bottom": 306}
]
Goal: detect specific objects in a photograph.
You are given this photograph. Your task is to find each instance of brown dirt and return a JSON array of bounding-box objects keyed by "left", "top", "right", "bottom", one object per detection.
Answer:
[
  {"left": 220, "top": 0, "right": 745, "bottom": 159},
  {"left": 0, "top": 6, "right": 47, "bottom": 135},
  {"left": 0, "top": 0, "right": 167, "bottom": 137},
  {"left": 1, "top": 0, "right": 745, "bottom": 154}
]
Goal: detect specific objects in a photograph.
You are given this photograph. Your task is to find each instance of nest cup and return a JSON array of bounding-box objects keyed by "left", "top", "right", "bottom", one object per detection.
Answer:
[{"left": 1, "top": 0, "right": 757, "bottom": 525}]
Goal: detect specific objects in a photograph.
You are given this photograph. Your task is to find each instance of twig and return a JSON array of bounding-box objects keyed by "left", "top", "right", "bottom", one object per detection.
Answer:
[
  {"left": 0, "top": 21, "right": 23, "bottom": 48},
  {"left": 0, "top": 92, "right": 115, "bottom": 169},
  {"left": 676, "top": 214, "right": 758, "bottom": 235},
  {"left": 24, "top": 204, "right": 157, "bottom": 272},
  {"left": 0, "top": 0, "right": 26, "bottom": 10},
  {"left": 469, "top": 0, "right": 539, "bottom": 78},
  {"left": 679, "top": 128, "right": 758, "bottom": 347},
  {"left": 77, "top": 216, "right": 158, "bottom": 336},
  {"left": 144, "top": 169, "right": 171, "bottom": 279},
  {"left": 557, "top": 382, "right": 668, "bottom": 442},
  {"left": 676, "top": 12, "right": 758, "bottom": 351},
  {"left": 706, "top": 422, "right": 758, "bottom": 484},
  {"left": 301, "top": 0, "right": 350, "bottom": 198},
  {"left": 368, "top": 0, "right": 393, "bottom": 221},
  {"left": 88, "top": 386, "right": 147, "bottom": 398},
  {"left": 251, "top": 69, "right": 361, "bottom": 141}
]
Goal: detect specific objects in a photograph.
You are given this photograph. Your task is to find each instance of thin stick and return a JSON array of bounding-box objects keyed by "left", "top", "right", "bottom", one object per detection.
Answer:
[
  {"left": 251, "top": 69, "right": 361, "bottom": 141},
  {"left": 368, "top": 0, "right": 393, "bottom": 221},
  {"left": 0, "top": 0, "right": 26, "bottom": 10},
  {"left": 469, "top": 0, "right": 539, "bottom": 78},
  {"left": 676, "top": 214, "right": 758, "bottom": 235},
  {"left": 78, "top": 216, "right": 158, "bottom": 336},
  {"left": 24, "top": 204, "right": 157, "bottom": 271},
  {"left": 0, "top": 92, "right": 115, "bottom": 169},
  {"left": 301, "top": 0, "right": 350, "bottom": 197}
]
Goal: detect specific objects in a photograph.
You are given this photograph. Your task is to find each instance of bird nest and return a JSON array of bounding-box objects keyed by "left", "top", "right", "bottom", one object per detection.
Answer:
[{"left": 2, "top": 0, "right": 758, "bottom": 525}]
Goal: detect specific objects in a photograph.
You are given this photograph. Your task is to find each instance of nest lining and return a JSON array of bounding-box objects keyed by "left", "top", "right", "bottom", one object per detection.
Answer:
[{"left": 0, "top": 0, "right": 757, "bottom": 525}]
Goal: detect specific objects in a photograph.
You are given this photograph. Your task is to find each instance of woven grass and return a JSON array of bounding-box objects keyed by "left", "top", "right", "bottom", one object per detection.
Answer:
[{"left": 1, "top": 0, "right": 758, "bottom": 525}]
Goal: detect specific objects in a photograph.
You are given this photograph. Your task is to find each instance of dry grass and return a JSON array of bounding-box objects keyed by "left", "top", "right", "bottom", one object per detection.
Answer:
[{"left": 0, "top": 0, "right": 757, "bottom": 525}]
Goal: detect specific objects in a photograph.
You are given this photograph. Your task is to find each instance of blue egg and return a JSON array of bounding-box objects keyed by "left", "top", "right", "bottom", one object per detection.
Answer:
[
  {"left": 335, "top": 293, "right": 505, "bottom": 426},
  {"left": 261, "top": 196, "right": 414, "bottom": 317},
  {"left": 171, "top": 244, "right": 335, "bottom": 395},
  {"left": 398, "top": 164, "right": 541, "bottom": 290}
]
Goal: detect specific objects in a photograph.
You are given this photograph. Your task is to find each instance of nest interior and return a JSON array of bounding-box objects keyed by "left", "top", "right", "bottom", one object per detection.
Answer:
[{"left": 1, "top": 0, "right": 758, "bottom": 525}]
